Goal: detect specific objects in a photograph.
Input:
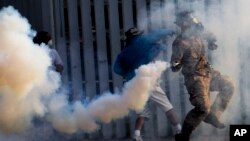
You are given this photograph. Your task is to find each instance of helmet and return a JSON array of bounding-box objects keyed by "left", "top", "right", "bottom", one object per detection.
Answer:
[{"left": 175, "top": 10, "right": 201, "bottom": 28}]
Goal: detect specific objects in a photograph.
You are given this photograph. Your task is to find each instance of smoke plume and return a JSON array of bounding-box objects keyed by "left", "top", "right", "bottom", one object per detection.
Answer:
[
  {"left": 47, "top": 61, "right": 168, "bottom": 133},
  {"left": 0, "top": 6, "right": 60, "bottom": 133}
]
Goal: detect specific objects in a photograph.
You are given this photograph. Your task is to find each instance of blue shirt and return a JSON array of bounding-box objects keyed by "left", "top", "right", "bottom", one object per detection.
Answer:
[{"left": 113, "top": 29, "right": 174, "bottom": 81}]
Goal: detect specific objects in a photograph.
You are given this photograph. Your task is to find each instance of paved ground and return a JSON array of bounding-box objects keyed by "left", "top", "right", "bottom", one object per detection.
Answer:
[
  {"left": 0, "top": 133, "right": 229, "bottom": 141},
  {"left": 82, "top": 135, "right": 229, "bottom": 141},
  {"left": 0, "top": 121, "right": 230, "bottom": 141}
]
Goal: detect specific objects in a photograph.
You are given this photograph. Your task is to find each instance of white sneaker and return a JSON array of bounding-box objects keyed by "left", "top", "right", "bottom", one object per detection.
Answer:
[{"left": 133, "top": 135, "right": 143, "bottom": 141}]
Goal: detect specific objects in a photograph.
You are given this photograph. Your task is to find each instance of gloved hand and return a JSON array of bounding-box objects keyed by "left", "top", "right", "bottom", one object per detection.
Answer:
[{"left": 171, "top": 61, "right": 182, "bottom": 72}]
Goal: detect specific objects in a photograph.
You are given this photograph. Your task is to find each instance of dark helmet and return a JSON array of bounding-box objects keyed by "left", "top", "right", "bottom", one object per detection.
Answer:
[
  {"left": 33, "top": 31, "right": 51, "bottom": 45},
  {"left": 125, "top": 27, "right": 143, "bottom": 40},
  {"left": 175, "top": 10, "right": 204, "bottom": 32},
  {"left": 175, "top": 10, "right": 198, "bottom": 25}
]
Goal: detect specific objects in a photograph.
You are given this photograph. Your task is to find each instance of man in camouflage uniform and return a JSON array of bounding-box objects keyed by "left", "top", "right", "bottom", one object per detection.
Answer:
[{"left": 171, "top": 11, "right": 235, "bottom": 141}]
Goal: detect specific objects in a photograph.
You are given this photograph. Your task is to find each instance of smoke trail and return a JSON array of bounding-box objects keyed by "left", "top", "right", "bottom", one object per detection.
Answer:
[
  {"left": 47, "top": 93, "right": 98, "bottom": 134},
  {"left": 48, "top": 61, "right": 168, "bottom": 133},
  {"left": 0, "top": 6, "right": 61, "bottom": 133}
]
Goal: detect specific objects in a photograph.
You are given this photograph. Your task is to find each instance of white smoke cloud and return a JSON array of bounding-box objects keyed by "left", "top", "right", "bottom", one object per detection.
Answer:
[
  {"left": 47, "top": 94, "right": 98, "bottom": 134},
  {"left": 47, "top": 61, "right": 168, "bottom": 133},
  {"left": 0, "top": 6, "right": 60, "bottom": 133}
]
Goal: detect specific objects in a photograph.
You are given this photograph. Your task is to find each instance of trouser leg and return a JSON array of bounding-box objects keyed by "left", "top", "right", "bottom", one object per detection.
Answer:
[
  {"left": 181, "top": 75, "right": 211, "bottom": 138},
  {"left": 209, "top": 70, "right": 234, "bottom": 118}
]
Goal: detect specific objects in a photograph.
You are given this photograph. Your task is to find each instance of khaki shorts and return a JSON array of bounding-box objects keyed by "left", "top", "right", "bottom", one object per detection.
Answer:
[{"left": 137, "top": 86, "right": 173, "bottom": 119}]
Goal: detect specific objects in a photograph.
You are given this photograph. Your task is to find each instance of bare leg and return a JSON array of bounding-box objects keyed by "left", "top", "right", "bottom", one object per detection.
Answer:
[
  {"left": 166, "top": 108, "right": 182, "bottom": 134},
  {"left": 165, "top": 108, "right": 179, "bottom": 126},
  {"left": 133, "top": 116, "right": 145, "bottom": 141},
  {"left": 135, "top": 116, "right": 145, "bottom": 130}
]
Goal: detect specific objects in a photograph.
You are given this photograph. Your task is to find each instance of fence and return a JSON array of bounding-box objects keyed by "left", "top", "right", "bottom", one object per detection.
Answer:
[{"left": 0, "top": 0, "right": 247, "bottom": 140}]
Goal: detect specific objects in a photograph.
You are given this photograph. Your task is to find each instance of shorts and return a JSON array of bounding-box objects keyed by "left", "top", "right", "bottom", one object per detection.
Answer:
[{"left": 137, "top": 86, "right": 173, "bottom": 119}]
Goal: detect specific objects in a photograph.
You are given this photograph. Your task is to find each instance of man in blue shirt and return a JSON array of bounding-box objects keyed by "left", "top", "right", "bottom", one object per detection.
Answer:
[{"left": 114, "top": 27, "right": 181, "bottom": 141}]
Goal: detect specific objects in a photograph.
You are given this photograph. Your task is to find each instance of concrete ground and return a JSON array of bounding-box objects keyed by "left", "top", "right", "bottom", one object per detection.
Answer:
[
  {"left": 0, "top": 132, "right": 229, "bottom": 141},
  {"left": 82, "top": 135, "right": 229, "bottom": 141},
  {"left": 0, "top": 121, "right": 229, "bottom": 141}
]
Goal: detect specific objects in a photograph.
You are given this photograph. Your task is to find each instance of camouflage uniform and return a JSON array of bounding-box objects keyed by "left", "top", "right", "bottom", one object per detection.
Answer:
[{"left": 171, "top": 31, "right": 234, "bottom": 137}]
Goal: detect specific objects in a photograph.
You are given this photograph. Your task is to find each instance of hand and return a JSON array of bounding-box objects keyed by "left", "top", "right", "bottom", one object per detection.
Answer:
[
  {"left": 172, "top": 62, "right": 180, "bottom": 67},
  {"left": 171, "top": 65, "right": 182, "bottom": 72},
  {"left": 171, "top": 62, "right": 182, "bottom": 72}
]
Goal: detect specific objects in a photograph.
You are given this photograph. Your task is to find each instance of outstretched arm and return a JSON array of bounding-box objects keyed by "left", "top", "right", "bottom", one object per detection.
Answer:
[{"left": 144, "top": 29, "right": 176, "bottom": 43}]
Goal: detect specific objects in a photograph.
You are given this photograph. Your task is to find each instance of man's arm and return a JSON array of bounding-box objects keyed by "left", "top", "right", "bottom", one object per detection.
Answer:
[
  {"left": 53, "top": 49, "right": 64, "bottom": 74},
  {"left": 144, "top": 29, "right": 176, "bottom": 43}
]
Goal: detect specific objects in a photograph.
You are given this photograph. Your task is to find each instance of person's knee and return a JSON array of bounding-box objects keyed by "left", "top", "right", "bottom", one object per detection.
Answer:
[
  {"left": 200, "top": 107, "right": 210, "bottom": 116},
  {"left": 191, "top": 97, "right": 210, "bottom": 116},
  {"left": 195, "top": 104, "right": 210, "bottom": 116}
]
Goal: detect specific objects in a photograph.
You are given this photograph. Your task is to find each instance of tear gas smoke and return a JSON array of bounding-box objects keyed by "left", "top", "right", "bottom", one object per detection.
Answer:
[
  {"left": 48, "top": 61, "right": 168, "bottom": 133},
  {"left": 0, "top": 6, "right": 60, "bottom": 133}
]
